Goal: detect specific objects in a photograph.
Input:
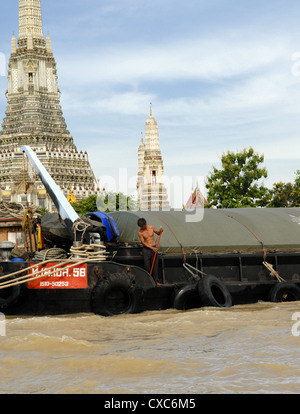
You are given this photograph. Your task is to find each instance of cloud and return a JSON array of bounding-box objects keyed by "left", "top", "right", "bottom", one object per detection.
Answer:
[
  {"left": 61, "top": 67, "right": 300, "bottom": 135},
  {"left": 56, "top": 26, "right": 300, "bottom": 144},
  {"left": 57, "top": 30, "right": 292, "bottom": 87},
  {"left": 61, "top": 90, "right": 155, "bottom": 117}
]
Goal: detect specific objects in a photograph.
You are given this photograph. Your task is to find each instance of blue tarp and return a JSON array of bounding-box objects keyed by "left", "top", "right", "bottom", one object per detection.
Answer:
[{"left": 86, "top": 211, "right": 119, "bottom": 241}]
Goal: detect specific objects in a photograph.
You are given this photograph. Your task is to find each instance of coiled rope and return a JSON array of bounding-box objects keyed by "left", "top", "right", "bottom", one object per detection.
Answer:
[
  {"left": 70, "top": 244, "right": 108, "bottom": 261},
  {"left": 33, "top": 248, "right": 68, "bottom": 261},
  {"left": 0, "top": 201, "right": 25, "bottom": 219}
]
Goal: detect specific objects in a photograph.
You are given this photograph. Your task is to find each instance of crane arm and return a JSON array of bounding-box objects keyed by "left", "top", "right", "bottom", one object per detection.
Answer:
[{"left": 20, "top": 145, "right": 79, "bottom": 233}]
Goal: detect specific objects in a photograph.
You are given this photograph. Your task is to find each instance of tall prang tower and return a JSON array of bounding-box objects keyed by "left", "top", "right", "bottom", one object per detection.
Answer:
[
  {"left": 137, "top": 105, "right": 170, "bottom": 210},
  {"left": 0, "top": 0, "right": 100, "bottom": 209}
]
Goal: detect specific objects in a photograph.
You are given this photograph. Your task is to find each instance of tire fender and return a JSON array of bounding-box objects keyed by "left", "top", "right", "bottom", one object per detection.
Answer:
[
  {"left": 173, "top": 284, "right": 202, "bottom": 310},
  {"left": 268, "top": 282, "right": 300, "bottom": 303},
  {"left": 91, "top": 273, "right": 143, "bottom": 316},
  {"left": 198, "top": 275, "right": 232, "bottom": 308}
]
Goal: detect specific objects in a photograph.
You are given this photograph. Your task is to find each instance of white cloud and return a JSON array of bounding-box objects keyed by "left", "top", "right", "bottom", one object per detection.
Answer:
[
  {"left": 61, "top": 67, "right": 300, "bottom": 137},
  {"left": 57, "top": 31, "right": 293, "bottom": 87},
  {"left": 61, "top": 91, "right": 155, "bottom": 117},
  {"left": 57, "top": 26, "right": 300, "bottom": 147}
]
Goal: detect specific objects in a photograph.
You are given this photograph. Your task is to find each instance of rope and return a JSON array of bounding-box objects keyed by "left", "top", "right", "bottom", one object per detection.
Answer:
[
  {"left": 0, "top": 260, "right": 72, "bottom": 289},
  {"left": 224, "top": 214, "right": 268, "bottom": 260},
  {"left": 192, "top": 250, "right": 201, "bottom": 272},
  {"left": 0, "top": 244, "right": 109, "bottom": 291},
  {"left": 183, "top": 262, "right": 207, "bottom": 281},
  {"left": 0, "top": 259, "right": 87, "bottom": 291},
  {"left": 33, "top": 248, "right": 68, "bottom": 262},
  {"left": 73, "top": 218, "right": 90, "bottom": 242},
  {"left": 157, "top": 216, "right": 187, "bottom": 262},
  {"left": 225, "top": 214, "right": 266, "bottom": 254},
  {"left": 263, "top": 261, "right": 285, "bottom": 283},
  {"left": 70, "top": 244, "right": 108, "bottom": 261},
  {"left": 0, "top": 259, "right": 62, "bottom": 282},
  {"left": 224, "top": 214, "right": 287, "bottom": 284},
  {"left": 0, "top": 201, "right": 25, "bottom": 220}
]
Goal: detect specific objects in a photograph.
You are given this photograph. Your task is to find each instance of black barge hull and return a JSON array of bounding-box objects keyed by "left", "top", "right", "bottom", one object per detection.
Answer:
[{"left": 1, "top": 248, "right": 300, "bottom": 316}]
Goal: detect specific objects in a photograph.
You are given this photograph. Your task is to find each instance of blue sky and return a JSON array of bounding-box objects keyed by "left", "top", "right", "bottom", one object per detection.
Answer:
[{"left": 1, "top": 0, "right": 300, "bottom": 204}]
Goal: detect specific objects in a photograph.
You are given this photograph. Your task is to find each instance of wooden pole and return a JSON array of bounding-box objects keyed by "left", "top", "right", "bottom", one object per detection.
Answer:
[{"left": 150, "top": 232, "right": 162, "bottom": 276}]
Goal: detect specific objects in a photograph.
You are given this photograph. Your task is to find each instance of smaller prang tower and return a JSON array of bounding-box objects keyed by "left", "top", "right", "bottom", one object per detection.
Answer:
[
  {"left": 137, "top": 105, "right": 170, "bottom": 211},
  {"left": 0, "top": 0, "right": 99, "bottom": 210}
]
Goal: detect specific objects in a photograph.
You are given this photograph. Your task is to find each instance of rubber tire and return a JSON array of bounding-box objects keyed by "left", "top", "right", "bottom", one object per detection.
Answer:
[
  {"left": 92, "top": 273, "right": 142, "bottom": 316},
  {"left": 0, "top": 276, "right": 21, "bottom": 309},
  {"left": 173, "top": 284, "right": 202, "bottom": 310},
  {"left": 269, "top": 282, "right": 300, "bottom": 303},
  {"left": 198, "top": 275, "right": 232, "bottom": 308}
]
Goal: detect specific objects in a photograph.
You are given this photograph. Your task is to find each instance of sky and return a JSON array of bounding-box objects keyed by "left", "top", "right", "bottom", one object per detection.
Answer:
[{"left": 1, "top": 0, "right": 300, "bottom": 206}]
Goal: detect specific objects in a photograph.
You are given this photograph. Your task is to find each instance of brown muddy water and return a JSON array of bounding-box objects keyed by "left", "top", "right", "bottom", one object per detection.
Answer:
[{"left": 0, "top": 302, "right": 300, "bottom": 394}]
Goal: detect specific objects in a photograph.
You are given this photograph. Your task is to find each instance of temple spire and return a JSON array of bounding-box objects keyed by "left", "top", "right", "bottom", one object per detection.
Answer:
[
  {"left": 18, "top": 0, "right": 44, "bottom": 41},
  {"left": 11, "top": 34, "right": 17, "bottom": 54},
  {"left": 0, "top": 1, "right": 99, "bottom": 210},
  {"left": 137, "top": 107, "right": 170, "bottom": 210},
  {"left": 145, "top": 104, "right": 160, "bottom": 151},
  {"left": 46, "top": 33, "right": 52, "bottom": 53}
]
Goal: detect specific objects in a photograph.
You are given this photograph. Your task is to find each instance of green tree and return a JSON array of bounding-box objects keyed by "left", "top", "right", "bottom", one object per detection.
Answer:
[
  {"left": 268, "top": 171, "right": 300, "bottom": 207},
  {"left": 71, "top": 192, "right": 137, "bottom": 216},
  {"left": 206, "top": 147, "right": 268, "bottom": 208},
  {"left": 293, "top": 170, "right": 300, "bottom": 206},
  {"left": 71, "top": 195, "right": 97, "bottom": 216},
  {"left": 268, "top": 182, "right": 295, "bottom": 207},
  {"left": 97, "top": 192, "right": 137, "bottom": 212}
]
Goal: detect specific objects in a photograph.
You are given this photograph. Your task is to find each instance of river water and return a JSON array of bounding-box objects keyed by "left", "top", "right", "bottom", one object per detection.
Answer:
[{"left": 0, "top": 302, "right": 299, "bottom": 394}]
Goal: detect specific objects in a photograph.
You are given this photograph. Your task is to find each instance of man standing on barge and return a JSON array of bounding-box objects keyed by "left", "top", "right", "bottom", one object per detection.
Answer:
[{"left": 137, "top": 218, "right": 163, "bottom": 283}]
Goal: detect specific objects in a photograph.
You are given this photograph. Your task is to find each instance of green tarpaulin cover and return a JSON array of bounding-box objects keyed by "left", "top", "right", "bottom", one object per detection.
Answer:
[{"left": 109, "top": 208, "right": 300, "bottom": 254}]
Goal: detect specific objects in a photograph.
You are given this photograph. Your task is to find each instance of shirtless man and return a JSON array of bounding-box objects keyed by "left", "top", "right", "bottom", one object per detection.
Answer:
[{"left": 137, "top": 218, "right": 163, "bottom": 282}]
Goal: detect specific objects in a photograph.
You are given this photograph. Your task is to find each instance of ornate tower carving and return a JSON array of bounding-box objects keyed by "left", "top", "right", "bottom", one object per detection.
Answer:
[
  {"left": 0, "top": 1, "right": 99, "bottom": 209},
  {"left": 137, "top": 106, "right": 170, "bottom": 210}
]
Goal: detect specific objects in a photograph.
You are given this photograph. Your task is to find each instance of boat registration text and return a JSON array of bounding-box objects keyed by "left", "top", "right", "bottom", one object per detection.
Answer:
[{"left": 27, "top": 263, "right": 88, "bottom": 289}]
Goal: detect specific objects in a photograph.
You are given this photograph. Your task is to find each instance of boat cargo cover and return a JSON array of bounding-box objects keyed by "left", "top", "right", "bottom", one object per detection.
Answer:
[{"left": 110, "top": 208, "right": 300, "bottom": 254}]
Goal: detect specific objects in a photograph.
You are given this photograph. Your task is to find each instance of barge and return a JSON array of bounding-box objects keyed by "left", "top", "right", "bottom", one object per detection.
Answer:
[{"left": 0, "top": 146, "right": 300, "bottom": 316}]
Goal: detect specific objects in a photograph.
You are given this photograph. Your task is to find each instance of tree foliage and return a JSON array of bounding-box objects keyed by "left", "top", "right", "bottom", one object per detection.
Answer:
[
  {"left": 293, "top": 170, "right": 300, "bottom": 206},
  {"left": 71, "top": 195, "right": 97, "bottom": 216},
  {"left": 206, "top": 147, "right": 268, "bottom": 208},
  {"left": 267, "top": 182, "right": 294, "bottom": 207},
  {"left": 268, "top": 171, "right": 300, "bottom": 207},
  {"left": 96, "top": 192, "right": 137, "bottom": 213},
  {"left": 71, "top": 192, "right": 137, "bottom": 216}
]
